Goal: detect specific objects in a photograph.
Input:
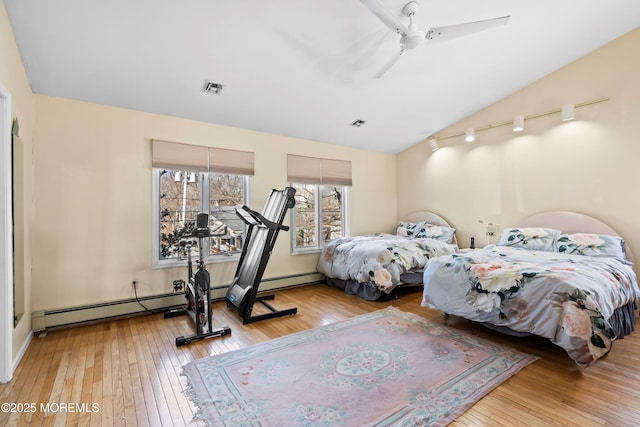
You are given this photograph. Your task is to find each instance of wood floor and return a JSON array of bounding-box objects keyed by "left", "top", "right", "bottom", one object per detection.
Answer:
[{"left": 1, "top": 283, "right": 639, "bottom": 426}]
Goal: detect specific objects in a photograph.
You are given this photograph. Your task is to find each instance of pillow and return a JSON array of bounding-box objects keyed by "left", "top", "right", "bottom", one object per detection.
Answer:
[
  {"left": 497, "top": 227, "right": 561, "bottom": 251},
  {"left": 395, "top": 221, "right": 423, "bottom": 237},
  {"left": 556, "top": 233, "right": 626, "bottom": 260},
  {"left": 415, "top": 222, "right": 457, "bottom": 244},
  {"left": 395, "top": 221, "right": 456, "bottom": 244}
]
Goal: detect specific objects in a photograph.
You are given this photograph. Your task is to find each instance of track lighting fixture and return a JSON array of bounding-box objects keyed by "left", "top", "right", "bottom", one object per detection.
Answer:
[
  {"left": 430, "top": 97, "right": 607, "bottom": 145},
  {"left": 428, "top": 138, "right": 439, "bottom": 152}
]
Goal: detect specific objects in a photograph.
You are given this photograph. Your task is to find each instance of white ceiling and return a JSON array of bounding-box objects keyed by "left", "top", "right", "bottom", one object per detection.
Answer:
[{"left": 5, "top": 0, "right": 640, "bottom": 153}]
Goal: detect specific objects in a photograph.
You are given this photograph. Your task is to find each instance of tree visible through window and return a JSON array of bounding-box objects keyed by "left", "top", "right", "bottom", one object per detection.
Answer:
[
  {"left": 157, "top": 169, "right": 248, "bottom": 263},
  {"left": 208, "top": 173, "right": 245, "bottom": 255},
  {"left": 292, "top": 183, "right": 347, "bottom": 251}
]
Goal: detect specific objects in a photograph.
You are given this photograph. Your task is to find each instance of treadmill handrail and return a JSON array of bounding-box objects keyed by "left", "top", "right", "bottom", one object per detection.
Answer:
[{"left": 235, "top": 205, "right": 290, "bottom": 231}]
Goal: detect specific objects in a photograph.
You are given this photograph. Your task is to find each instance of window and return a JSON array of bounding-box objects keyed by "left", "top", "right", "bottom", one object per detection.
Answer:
[
  {"left": 152, "top": 140, "right": 253, "bottom": 267},
  {"left": 291, "top": 184, "right": 348, "bottom": 252},
  {"left": 287, "top": 155, "right": 351, "bottom": 253}
]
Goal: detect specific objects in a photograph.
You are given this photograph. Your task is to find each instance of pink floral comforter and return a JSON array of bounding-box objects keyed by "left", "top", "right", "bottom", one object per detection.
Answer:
[
  {"left": 422, "top": 246, "right": 640, "bottom": 366},
  {"left": 317, "top": 234, "right": 457, "bottom": 294}
]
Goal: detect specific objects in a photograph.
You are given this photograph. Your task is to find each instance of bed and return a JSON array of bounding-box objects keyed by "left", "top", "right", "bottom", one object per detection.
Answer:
[
  {"left": 422, "top": 211, "right": 640, "bottom": 366},
  {"left": 317, "top": 211, "right": 458, "bottom": 301}
]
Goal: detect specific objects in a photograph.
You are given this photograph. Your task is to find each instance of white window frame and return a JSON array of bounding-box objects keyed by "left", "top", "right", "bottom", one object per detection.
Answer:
[
  {"left": 290, "top": 184, "right": 350, "bottom": 255},
  {"left": 152, "top": 168, "right": 251, "bottom": 269}
]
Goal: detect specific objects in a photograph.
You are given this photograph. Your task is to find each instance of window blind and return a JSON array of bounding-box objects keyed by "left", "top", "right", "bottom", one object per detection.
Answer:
[
  {"left": 287, "top": 154, "right": 352, "bottom": 186},
  {"left": 209, "top": 147, "right": 254, "bottom": 176},
  {"left": 152, "top": 139, "right": 254, "bottom": 176},
  {"left": 152, "top": 139, "right": 208, "bottom": 172}
]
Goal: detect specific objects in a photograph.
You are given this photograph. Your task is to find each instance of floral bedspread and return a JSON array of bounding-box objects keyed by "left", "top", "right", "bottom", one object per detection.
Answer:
[
  {"left": 422, "top": 246, "right": 640, "bottom": 366},
  {"left": 317, "top": 233, "right": 457, "bottom": 294}
]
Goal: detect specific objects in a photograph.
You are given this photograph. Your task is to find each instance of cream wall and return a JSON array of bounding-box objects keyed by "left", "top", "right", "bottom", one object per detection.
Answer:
[
  {"left": 31, "top": 96, "right": 397, "bottom": 311},
  {"left": 6, "top": 0, "right": 639, "bottom": 332},
  {"left": 1, "top": 3, "right": 36, "bottom": 361},
  {"left": 397, "top": 28, "right": 640, "bottom": 271}
]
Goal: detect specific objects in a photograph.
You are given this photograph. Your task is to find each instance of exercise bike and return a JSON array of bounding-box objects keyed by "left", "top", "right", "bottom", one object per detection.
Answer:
[{"left": 164, "top": 213, "right": 231, "bottom": 346}]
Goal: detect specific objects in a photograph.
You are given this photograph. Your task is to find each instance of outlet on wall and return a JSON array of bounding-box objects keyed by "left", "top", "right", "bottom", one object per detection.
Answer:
[{"left": 173, "top": 280, "right": 184, "bottom": 292}]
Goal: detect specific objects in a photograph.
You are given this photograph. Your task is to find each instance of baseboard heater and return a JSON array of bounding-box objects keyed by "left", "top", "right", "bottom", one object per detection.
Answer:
[{"left": 32, "top": 272, "right": 324, "bottom": 332}]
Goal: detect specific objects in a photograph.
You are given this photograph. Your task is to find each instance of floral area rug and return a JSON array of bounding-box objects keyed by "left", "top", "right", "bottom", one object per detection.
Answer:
[{"left": 182, "top": 307, "right": 537, "bottom": 426}]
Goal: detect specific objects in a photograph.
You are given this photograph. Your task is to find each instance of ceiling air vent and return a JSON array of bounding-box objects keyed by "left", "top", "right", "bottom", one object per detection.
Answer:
[{"left": 203, "top": 80, "right": 224, "bottom": 94}]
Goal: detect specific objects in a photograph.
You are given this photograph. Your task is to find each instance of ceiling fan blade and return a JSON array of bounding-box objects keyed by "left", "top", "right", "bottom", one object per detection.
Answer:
[
  {"left": 427, "top": 15, "right": 510, "bottom": 43},
  {"left": 374, "top": 49, "right": 406, "bottom": 79},
  {"left": 360, "top": 0, "right": 409, "bottom": 35}
]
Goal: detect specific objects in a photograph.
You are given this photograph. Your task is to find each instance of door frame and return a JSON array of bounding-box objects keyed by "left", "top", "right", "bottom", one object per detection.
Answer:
[{"left": 0, "top": 82, "right": 13, "bottom": 383}]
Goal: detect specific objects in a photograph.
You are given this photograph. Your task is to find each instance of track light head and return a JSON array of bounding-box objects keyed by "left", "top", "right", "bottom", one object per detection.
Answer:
[
  {"left": 513, "top": 115, "right": 524, "bottom": 132},
  {"left": 562, "top": 104, "right": 575, "bottom": 121},
  {"left": 465, "top": 128, "right": 475, "bottom": 143},
  {"left": 428, "top": 138, "right": 439, "bottom": 152}
]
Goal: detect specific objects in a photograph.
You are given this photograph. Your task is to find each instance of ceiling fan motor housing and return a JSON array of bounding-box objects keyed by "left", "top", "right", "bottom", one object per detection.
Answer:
[{"left": 400, "top": 32, "right": 426, "bottom": 49}]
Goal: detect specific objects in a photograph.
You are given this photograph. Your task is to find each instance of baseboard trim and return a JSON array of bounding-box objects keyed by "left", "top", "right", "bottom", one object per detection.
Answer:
[
  {"left": 13, "top": 330, "right": 33, "bottom": 373},
  {"left": 32, "top": 272, "right": 324, "bottom": 331}
]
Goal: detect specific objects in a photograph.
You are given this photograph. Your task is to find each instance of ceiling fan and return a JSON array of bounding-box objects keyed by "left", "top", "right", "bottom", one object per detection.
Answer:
[{"left": 360, "top": 0, "right": 510, "bottom": 78}]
